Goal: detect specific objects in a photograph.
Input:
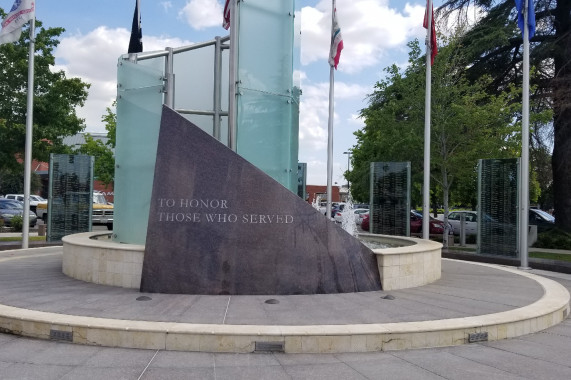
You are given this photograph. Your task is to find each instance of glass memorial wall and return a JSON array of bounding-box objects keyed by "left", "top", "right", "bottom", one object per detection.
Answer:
[
  {"left": 370, "top": 162, "right": 411, "bottom": 236},
  {"left": 477, "top": 158, "right": 520, "bottom": 257},
  {"left": 236, "top": 0, "right": 299, "bottom": 192},
  {"left": 46, "top": 154, "right": 94, "bottom": 242}
]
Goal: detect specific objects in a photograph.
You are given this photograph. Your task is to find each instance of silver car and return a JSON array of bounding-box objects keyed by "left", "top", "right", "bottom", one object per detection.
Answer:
[
  {"left": 446, "top": 211, "right": 477, "bottom": 235},
  {"left": 0, "top": 199, "right": 38, "bottom": 227}
]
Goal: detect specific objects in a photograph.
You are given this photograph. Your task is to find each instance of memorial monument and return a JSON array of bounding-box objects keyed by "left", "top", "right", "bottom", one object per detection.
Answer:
[{"left": 140, "top": 106, "right": 381, "bottom": 295}]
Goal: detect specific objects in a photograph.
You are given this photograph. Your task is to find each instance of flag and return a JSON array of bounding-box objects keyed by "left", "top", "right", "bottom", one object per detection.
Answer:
[
  {"left": 222, "top": 0, "right": 231, "bottom": 30},
  {"left": 0, "top": 0, "right": 35, "bottom": 45},
  {"left": 329, "top": 7, "right": 343, "bottom": 69},
  {"left": 423, "top": 0, "right": 437, "bottom": 65},
  {"left": 128, "top": 0, "right": 142, "bottom": 53},
  {"left": 514, "top": 0, "right": 535, "bottom": 39}
]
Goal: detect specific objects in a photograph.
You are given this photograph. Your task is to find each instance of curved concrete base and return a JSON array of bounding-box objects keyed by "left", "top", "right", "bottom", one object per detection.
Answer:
[
  {"left": 0, "top": 248, "right": 568, "bottom": 353},
  {"left": 62, "top": 232, "right": 443, "bottom": 291},
  {"left": 360, "top": 234, "right": 442, "bottom": 290},
  {"left": 62, "top": 232, "right": 144, "bottom": 289}
]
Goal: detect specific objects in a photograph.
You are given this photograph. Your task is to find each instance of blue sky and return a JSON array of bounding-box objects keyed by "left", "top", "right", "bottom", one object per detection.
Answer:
[{"left": 3, "top": 0, "right": 454, "bottom": 185}]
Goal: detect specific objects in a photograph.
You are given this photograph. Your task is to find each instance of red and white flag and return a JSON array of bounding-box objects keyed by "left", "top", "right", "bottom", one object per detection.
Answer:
[
  {"left": 423, "top": 0, "right": 437, "bottom": 65},
  {"left": 0, "top": 0, "right": 35, "bottom": 45},
  {"left": 329, "top": 7, "right": 343, "bottom": 69},
  {"left": 222, "top": 0, "right": 231, "bottom": 30}
]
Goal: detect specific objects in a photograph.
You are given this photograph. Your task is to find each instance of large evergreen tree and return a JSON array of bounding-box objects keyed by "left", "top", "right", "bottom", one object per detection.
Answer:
[{"left": 438, "top": 0, "right": 571, "bottom": 231}]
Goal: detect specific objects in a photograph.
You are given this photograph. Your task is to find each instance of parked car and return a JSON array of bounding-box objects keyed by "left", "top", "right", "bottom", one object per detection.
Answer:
[
  {"left": 446, "top": 211, "right": 478, "bottom": 235},
  {"left": 355, "top": 209, "right": 369, "bottom": 225},
  {"left": 361, "top": 211, "right": 450, "bottom": 235},
  {"left": 529, "top": 208, "right": 555, "bottom": 232},
  {"left": 334, "top": 208, "right": 369, "bottom": 224},
  {"left": 0, "top": 199, "right": 37, "bottom": 227},
  {"left": 318, "top": 202, "right": 345, "bottom": 218},
  {"left": 36, "top": 191, "right": 113, "bottom": 230},
  {"left": 410, "top": 210, "right": 452, "bottom": 234},
  {"left": 4, "top": 194, "right": 47, "bottom": 213},
  {"left": 361, "top": 213, "right": 370, "bottom": 231}
]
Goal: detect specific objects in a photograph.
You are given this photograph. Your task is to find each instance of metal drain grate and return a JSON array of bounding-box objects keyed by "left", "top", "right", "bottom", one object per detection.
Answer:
[
  {"left": 50, "top": 329, "right": 73, "bottom": 342},
  {"left": 468, "top": 332, "right": 488, "bottom": 343},
  {"left": 255, "top": 341, "right": 285, "bottom": 352}
]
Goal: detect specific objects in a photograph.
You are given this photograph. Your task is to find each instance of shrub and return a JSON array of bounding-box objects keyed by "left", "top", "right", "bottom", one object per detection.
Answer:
[
  {"left": 10, "top": 215, "right": 23, "bottom": 232},
  {"left": 533, "top": 228, "right": 571, "bottom": 250}
]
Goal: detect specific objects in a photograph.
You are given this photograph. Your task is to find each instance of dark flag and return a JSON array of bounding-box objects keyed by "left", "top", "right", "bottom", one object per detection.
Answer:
[{"left": 128, "top": 0, "right": 142, "bottom": 53}]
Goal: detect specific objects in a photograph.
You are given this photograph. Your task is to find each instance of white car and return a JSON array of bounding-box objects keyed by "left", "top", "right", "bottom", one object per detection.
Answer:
[
  {"left": 4, "top": 194, "right": 46, "bottom": 213},
  {"left": 446, "top": 211, "right": 478, "bottom": 235},
  {"left": 334, "top": 208, "right": 369, "bottom": 224}
]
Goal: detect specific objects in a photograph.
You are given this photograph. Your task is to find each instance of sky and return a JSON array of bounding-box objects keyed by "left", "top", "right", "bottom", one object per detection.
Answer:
[{"left": 2, "top": 0, "right": 449, "bottom": 186}]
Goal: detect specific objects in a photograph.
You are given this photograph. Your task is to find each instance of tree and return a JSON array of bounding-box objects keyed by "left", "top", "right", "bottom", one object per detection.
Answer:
[
  {"left": 437, "top": 1, "right": 571, "bottom": 231},
  {"left": 76, "top": 103, "right": 116, "bottom": 185},
  {"left": 349, "top": 38, "right": 526, "bottom": 222},
  {"left": 0, "top": 10, "right": 90, "bottom": 182}
]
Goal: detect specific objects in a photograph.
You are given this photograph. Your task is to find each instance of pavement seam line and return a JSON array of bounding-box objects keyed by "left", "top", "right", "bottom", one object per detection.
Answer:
[
  {"left": 222, "top": 296, "right": 231, "bottom": 324},
  {"left": 137, "top": 348, "right": 160, "bottom": 380}
]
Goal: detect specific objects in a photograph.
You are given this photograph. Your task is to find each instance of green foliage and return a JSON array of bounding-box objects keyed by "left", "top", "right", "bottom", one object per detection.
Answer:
[
  {"left": 350, "top": 36, "right": 521, "bottom": 210},
  {"left": 10, "top": 215, "right": 23, "bottom": 232},
  {"left": 77, "top": 134, "right": 115, "bottom": 185},
  {"left": 0, "top": 11, "right": 90, "bottom": 173},
  {"left": 76, "top": 102, "right": 116, "bottom": 185},
  {"left": 533, "top": 229, "right": 571, "bottom": 250},
  {"left": 0, "top": 167, "right": 42, "bottom": 195}
]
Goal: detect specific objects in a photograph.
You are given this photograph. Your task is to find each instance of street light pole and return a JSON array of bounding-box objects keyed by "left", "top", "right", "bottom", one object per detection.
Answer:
[{"left": 343, "top": 150, "right": 351, "bottom": 195}]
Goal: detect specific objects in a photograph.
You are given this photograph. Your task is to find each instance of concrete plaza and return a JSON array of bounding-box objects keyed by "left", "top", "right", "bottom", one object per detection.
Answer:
[{"left": 0, "top": 245, "right": 569, "bottom": 378}]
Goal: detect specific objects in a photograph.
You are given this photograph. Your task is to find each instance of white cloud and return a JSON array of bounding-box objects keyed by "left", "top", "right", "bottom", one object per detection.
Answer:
[
  {"left": 301, "top": 0, "right": 426, "bottom": 74},
  {"left": 55, "top": 27, "right": 192, "bottom": 131},
  {"left": 160, "top": 1, "right": 173, "bottom": 13},
  {"left": 298, "top": 77, "right": 369, "bottom": 184},
  {"left": 179, "top": 0, "right": 224, "bottom": 30}
]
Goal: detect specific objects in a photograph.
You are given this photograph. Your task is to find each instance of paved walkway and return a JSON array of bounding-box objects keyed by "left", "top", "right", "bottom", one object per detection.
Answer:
[{"left": 0, "top": 248, "right": 569, "bottom": 378}]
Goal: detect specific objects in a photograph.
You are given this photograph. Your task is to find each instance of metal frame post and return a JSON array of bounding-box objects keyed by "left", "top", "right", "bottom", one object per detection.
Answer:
[
  {"left": 213, "top": 36, "right": 222, "bottom": 140},
  {"left": 164, "top": 47, "right": 175, "bottom": 108},
  {"left": 228, "top": 0, "right": 239, "bottom": 151}
]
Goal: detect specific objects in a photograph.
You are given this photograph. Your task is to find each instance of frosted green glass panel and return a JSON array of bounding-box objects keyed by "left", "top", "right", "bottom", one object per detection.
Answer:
[
  {"left": 114, "top": 60, "right": 164, "bottom": 244},
  {"left": 173, "top": 45, "right": 229, "bottom": 144},
  {"left": 237, "top": 88, "right": 296, "bottom": 187},
  {"left": 174, "top": 47, "right": 214, "bottom": 112},
  {"left": 238, "top": 0, "right": 294, "bottom": 94},
  {"left": 237, "top": 0, "right": 298, "bottom": 191}
]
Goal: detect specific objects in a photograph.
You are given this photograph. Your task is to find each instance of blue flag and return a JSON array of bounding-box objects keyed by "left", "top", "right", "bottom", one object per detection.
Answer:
[{"left": 514, "top": 0, "right": 535, "bottom": 39}]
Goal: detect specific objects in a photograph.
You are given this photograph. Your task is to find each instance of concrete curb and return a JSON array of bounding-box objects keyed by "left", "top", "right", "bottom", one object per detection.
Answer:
[{"left": 0, "top": 248, "right": 568, "bottom": 353}]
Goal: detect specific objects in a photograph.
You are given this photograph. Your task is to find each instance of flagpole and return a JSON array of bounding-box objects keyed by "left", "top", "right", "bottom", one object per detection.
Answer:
[
  {"left": 326, "top": 0, "right": 335, "bottom": 220},
  {"left": 519, "top": 0, "right": 530, "bottom": 269},
  {"left": 422, "top": 0, "right": 432, "bottom": 240},
  {"left": 22, "top": 16, "right": 36, "bottom": 249}
]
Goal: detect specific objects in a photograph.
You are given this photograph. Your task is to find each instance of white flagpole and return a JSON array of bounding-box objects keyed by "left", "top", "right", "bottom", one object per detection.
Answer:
[
  {"left": 422, "top": 0, "right": 432, "bottom": 240},
  {"left": 520, "top": 0, "right": 530, "bottom": 269},
  {"left": 22, "top": 16, "right": 36, "bottom": 249},
  {"left": 326, "top": 0, "right": 335, "bottom": 220}
]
